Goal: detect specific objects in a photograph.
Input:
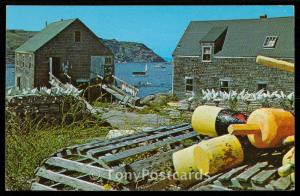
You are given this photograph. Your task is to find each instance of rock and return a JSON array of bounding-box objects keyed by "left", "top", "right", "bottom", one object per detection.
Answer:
[
  {"left": 168, "top": 109, "right": 181, "bottom": 119},
  {"left": 140, "top": 95, "right": 156, "bottom": 105},
  {"left": 178, "top": 100, "right": 190, "bottom": 111},
  {"left": 102, "top": 110, "right": 171, "bottom": 129},
  {"left": 149, "top": 95, "right": 168, "bottom": 106},
  {"left": 106, "top": 129, "right": 136, "bottom": 139}
]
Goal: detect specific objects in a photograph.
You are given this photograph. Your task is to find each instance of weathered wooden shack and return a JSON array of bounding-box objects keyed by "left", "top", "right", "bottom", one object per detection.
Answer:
[
  {"left": 172, "top": 16, "right": 294, "bottom": 99},
  {"left": 15, "top": 18, "right": 114, "bottom": 89}
]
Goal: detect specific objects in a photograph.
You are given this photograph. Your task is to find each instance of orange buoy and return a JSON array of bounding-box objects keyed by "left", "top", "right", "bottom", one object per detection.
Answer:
[{"left": 228, "top": 108, "right": 294, "bottom": 148}]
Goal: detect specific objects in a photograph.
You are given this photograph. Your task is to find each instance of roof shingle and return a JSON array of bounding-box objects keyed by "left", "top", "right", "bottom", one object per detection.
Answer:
[{"left": 16, "top": 19, "right": 77, "bottom": 52}]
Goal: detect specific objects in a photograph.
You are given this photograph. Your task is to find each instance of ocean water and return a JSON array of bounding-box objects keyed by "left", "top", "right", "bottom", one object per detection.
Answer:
[
  {"left": 6, "top": 64, "right": 15, "bottom": 88},
  {"left": 5, "top": 62, "right": 173, "bottom": 98}
]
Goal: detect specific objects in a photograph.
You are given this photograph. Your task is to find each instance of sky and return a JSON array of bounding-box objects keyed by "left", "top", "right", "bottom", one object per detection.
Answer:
[{"left": 6, "top": 5, "right": 294, "bottom": 60}]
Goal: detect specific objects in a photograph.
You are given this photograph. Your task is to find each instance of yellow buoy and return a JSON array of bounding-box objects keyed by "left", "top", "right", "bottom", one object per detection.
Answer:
[
  {"left": 192, "top": 105, "right": 246, "bottom": 137},
  {"left": 172, "top": 144, "right": 200, "bottom": 180},
  {"left": 194, "top": 134, "right": 244, "bottom": 175},
  {"left": 256, "top": 55, "right": 294, "bottom": 73},
  {"left": 278, "top": 147, "right": 295, "bottom": 183}
]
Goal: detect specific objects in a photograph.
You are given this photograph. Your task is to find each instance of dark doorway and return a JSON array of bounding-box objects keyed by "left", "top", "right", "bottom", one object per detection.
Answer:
[
  {"left": 17, "top": 77, "right": 21, "bottom": 89},
  {"left": 52, "top": 57, "right": 61, "bottom": 78}
]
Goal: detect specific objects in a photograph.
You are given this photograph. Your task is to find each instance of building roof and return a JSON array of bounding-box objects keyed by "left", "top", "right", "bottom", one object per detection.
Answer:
[
  {"left": 200, "top": 26, "right": 227, "bottom": 42},
  {"left": 173, "top": 17, "right": 294, "bottom": 58},
  {"left": 16, "top": 19, "right": 77, "bottom": 52}
]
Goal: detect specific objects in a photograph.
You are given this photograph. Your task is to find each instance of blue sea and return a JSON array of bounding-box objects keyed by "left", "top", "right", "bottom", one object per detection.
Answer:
[{"left": 5, "top": 62, "right": 173, "bottom": 98}]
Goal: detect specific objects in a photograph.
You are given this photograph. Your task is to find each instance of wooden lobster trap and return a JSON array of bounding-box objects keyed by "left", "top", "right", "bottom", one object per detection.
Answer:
[
  {"left": 31, "top": 123, "right": 202, "bottom": 190},
  {"left": 30, "top": 123, "right": 294, "bottom": 191}
]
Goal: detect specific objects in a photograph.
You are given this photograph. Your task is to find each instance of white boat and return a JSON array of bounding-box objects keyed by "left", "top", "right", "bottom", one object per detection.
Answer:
[
  {"left": 132, "top": 64, "right": 148, "bottom": 76},
  {"left": 155, "top": 63, "right": 166, "bottom": 68}
]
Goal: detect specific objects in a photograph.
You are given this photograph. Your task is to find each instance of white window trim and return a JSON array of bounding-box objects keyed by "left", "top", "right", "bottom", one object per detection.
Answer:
[
  {"left": 185, "top": 76, "right": 194, "bottom": 94},
  {"left": 263, "top": 36, "right": 278, "bottom": 49},
  {"left": 201, "top": 45, "right": 212, "bottom": 62}
]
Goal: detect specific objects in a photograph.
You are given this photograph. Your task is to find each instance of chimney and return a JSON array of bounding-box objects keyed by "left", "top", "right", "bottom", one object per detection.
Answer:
[
  {"left": 260, "top": 14, "right": 267, "bottom": 19},
  {"left": 45, "top": 21, "right": 48, "bottom": 27}
]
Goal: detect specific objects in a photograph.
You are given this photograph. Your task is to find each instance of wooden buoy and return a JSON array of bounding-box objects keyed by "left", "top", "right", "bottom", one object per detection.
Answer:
[
  {"left": 192, "top": 105, "right": 247, "bottom": 137},
  {"left": 172, "top": 144, "right": 200, "bottom": 180},
  {"left": 193, "top": 134, "right": 244, "bottom": 175},
  {"left": 228, "top": 108, "right": 294, "bottom": 148},
  {"left": 278, "top": 147, "right": 294, "bottom": 183},
  {"left": 256, "top": 55, "right": 294, "bottom": 73}
]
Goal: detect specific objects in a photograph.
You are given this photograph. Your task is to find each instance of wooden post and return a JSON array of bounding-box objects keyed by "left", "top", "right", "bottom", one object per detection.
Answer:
[{"left": 49, "top": 57, "right": 53, "bottom": 80}]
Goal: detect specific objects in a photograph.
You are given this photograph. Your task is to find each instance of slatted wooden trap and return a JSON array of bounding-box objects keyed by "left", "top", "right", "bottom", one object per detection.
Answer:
[
  {"left": 31, "top": 123, "right": 294, "bottom": 191},
  {"left": 31, "top": 123, "right": 203, "bottom": 191}
]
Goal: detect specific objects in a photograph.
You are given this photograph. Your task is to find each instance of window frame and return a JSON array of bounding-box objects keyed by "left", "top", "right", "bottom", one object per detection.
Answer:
[
  {"left": 185, "top": 76, "right": 194, "bottom": 93},
  {"left": 17, "top": 76, "right": 21, "bottom": 89},
  {"left": 201, "top": 45, "right": 212, "bottom": 62},
  {"left": 16, "top": 53, "right": 19, "bottom": 66},
  {"left": 219, "top": 79, "right": 230, "bottom": 92},
  {"left": 74, "top": 31, "right": 81, "bottom": 43},
  {"left": 263, "top": 36, "right": 278, "bottom": 48},
  {"left": 105, "top": 57, "right": 112, "bottom": 65},
  {"left": 257, "top": 81, "right": 268, "bottom": 92},
  {"left": 29, "top": 55, "right": 32, "bottom": 68}
]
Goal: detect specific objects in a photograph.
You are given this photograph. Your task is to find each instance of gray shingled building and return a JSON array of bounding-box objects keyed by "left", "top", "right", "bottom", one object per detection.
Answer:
[
  {"left": 172, "top": 16, "right": 294, "bottom": 99},
  {"left": 15, "top": 18, "right": 114, "bottom": 89}
]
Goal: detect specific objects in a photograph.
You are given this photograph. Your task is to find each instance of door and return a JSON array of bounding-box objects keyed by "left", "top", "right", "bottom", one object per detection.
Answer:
[
  {"left": 52, "top": 57, "right": 61, "bottom": 78},
  {"left": 90, "top": 56, "right": 105, "bottom": 79}
]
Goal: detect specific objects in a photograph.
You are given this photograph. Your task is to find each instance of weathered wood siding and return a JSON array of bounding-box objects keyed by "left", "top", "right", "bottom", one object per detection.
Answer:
[
  {"left": 173, "top": 56, "right": 294, "bottom": 99},
  {"left": 34, "top": 20, "right": 113, "bottom": 87}
]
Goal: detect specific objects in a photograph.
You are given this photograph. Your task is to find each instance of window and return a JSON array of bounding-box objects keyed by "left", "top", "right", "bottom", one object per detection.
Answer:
[
  {"left": 220, "top": 79, "right": 230, "bottom": 92},
  {"left": 202, "top": 46, "right": 212, "bottom": 62},
  {"left": 74, "top": 31, "right": 81, "bottom": 43},
  {"left": 105, "top": 57, "right": 112, "bottom": 65},
  {"left": 263, "top": 36, "right": 278, "bottom": 48},
  {"left": 16, "top": 54, "right": 19, "bottom": 66},
  {"left": 257, "top": 81, "right": 267, "bottom": 92},
  {"left": 185, "top": 77, "right": 194, "bottom": 93},
  {"left": 29, "top": 55, "right": 32, "bottom": 68},
  {"left": 22, "top": 55, "right": 25, "bottom": 67}
]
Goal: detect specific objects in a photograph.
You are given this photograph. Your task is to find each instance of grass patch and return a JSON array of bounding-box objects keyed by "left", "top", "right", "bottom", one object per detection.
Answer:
[{"left": 5, "top": 100, "right": 110, "bottom": 191}]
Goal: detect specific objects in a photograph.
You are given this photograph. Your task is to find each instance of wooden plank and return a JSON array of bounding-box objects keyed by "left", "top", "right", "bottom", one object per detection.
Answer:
[
  {"left": 36, "top": 168, "right": 103, "bottom": 191},
  {"left": 188, "top": 173, "right": 224, "bottom": 191},
  {"left": 139, "top": 178, "right": 177, "bottom": 191},
  {"left": 45, "top": 157, "right": 129, "bottom": 184},
  {"left": 218, "top": 165, "right": 248, "bottom": 182},
  {"left": 272, "top": 176, "right": 291, "bottom": 190},
  {"left": 213, "top": 180, "right": 224, "bottom": 187},
  {"left": 127, "top": 148, "right": 182, "bottom": 181},
  {"left": 251, "top": 169, "right": 276, "bottom": 185},
  {"left": 195, "top": 184, "right": 232, "bottom": 191},
  {"left": 101, "top": 131, "right": 198, "bottom": 164},
  {"left": 236, "top": 162, "right": 268, "bottom": 182},
  {"left": 76, "top": 124, "right": 189, "bottom": 153},
  {"left": 229, "top": 178, "right": 244, "bottom": 190},
  {"left": 31, "top": 182, "right": 57, "bottom": 191},
  {"left": 86, "top": 125, "right": 192, "bottom": 156}
]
